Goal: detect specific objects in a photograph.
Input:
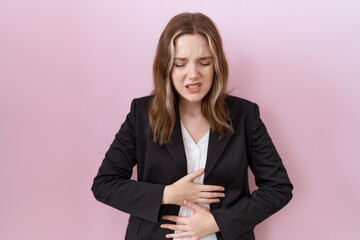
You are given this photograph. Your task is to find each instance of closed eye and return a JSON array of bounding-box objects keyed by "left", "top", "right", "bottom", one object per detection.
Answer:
[{"left": 174, "top": 62, "right": 211, "bottom": 67}]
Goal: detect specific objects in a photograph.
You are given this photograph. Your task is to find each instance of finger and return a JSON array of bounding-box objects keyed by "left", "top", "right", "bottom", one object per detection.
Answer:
[
  {"left": 184, "top": 200, "right": 211, "bottom": 212},
  {"left": 183, "top": 200, "right": 201, "bottom": 211},
  {"left": 184, "top": 168, "right": 204, "bottom": 182},
  {"left": 198, "top": 184, "right": 225, "bottom": 192},
  {"left": 160, "top": 223, "right": 188, "bottom": 232},
  {"left": 190, "top": 237, "right": 200, "bottom": 240},
  {"left": 162, "top": 215, "right": 187, "bottom": 224},
  {"left": 165, "top": 231, "right": 192, "bottom": 238},
  {"left": 202, "top": 205, "right": 211, "bottom": 211},
  {"left": 198, "top": 192, "right": 225, "bottom": 199},
  {"left": 195, "top": 198, "right": 221, "bottom": 204}
]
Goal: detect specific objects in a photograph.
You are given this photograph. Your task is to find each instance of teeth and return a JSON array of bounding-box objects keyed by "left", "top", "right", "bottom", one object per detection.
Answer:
[{"left": 187, "top": 84, "right": 200, "bottom": 89}]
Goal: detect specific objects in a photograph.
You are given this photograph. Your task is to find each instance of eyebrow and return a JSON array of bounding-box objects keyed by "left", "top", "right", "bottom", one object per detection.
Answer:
[{"left": 174, "top": 56, "right": 213, "bottom": 61}]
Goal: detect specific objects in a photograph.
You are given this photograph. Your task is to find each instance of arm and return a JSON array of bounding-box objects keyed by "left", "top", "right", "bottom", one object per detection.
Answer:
[
  {"left": 91, "top": 99, "right": 225, "bottom": 224},
  {"left": 211, "top": 103, "right": 293, "bottom": 240},
  {"left": 91, "top": 99, "right": 166, "bottom": 223}
]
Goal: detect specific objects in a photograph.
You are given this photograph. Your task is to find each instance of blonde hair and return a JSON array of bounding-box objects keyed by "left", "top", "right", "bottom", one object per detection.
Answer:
[{"left": 148, "top": 12, "right": 233, "bottom": 145}]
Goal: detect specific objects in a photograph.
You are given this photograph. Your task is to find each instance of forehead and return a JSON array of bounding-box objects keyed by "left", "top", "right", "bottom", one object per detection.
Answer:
[{"left": 174, "top": 34, "right": 211, "bottom": 58}]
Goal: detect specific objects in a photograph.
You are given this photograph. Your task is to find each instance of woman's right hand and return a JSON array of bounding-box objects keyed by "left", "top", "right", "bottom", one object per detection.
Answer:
[{"left": 161, "top": 168, "right": 225, "bottom": 206}]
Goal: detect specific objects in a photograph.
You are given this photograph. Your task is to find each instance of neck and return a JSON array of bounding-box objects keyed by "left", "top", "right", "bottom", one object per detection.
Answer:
[{"left": 178, "top": 97, "right": 202, "bottom": 115}]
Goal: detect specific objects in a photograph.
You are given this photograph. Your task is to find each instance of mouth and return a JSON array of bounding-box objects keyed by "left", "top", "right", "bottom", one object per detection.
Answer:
[{"left": 186, "top": 83, "right": 201, "bottom": 89}]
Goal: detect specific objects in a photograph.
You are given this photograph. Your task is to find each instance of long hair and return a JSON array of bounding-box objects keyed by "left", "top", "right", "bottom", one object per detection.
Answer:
[{"left": 148, "top": 12, "right": 233, "bottom": 145}]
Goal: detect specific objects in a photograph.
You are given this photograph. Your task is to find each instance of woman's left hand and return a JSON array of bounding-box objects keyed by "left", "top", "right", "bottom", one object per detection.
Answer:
[{"left": 160, "top": 200, "right": 220, "bottom": 239}]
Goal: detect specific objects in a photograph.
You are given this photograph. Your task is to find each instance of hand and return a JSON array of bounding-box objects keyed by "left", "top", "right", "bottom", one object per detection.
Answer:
[
  {"left": 160, "top": 200, "right": 220, "bottom": 239},
  {"left": 162, "top": 168, "right": 225, "bottom": 206}
]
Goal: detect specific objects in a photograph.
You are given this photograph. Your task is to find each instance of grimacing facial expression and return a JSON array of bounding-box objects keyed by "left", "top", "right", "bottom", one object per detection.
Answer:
[{"left": 171, "top": 34, "right": 214, "bottom": 105}]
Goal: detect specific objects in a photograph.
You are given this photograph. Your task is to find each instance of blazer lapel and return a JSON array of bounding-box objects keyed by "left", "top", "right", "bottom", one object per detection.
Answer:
[
  {"left": 204, "top": 112, "right": 236, "bottom": 181},
  {"left": 165, "top": 117, "right": 187, "bottom": 176},
  {"left": 204, "top": 128, "right": 233, "bottom": 181},
  {"left": 165, "top": 100, "right": 236, "bottom": 179}
]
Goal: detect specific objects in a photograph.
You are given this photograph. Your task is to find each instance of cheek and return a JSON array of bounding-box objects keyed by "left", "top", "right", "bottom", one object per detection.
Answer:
[
  {"left": 205, "top": 68, "right": 215, "bottom": 82},
  {"left": 171, "top": 70, "right": 184, "bottom": 84},
  {"left": 171, "top": 71, "right": 182, "bottom": 90}
]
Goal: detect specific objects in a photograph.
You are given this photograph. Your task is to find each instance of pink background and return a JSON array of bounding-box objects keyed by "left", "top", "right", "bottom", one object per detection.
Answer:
[{"left": 1, "top": 0, "right": 359, "bottom": 239}]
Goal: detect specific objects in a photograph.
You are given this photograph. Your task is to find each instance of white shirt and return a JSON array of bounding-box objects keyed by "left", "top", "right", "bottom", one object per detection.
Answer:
[{"left": 174, "top": 122, "right": 217, "bottom": 240}]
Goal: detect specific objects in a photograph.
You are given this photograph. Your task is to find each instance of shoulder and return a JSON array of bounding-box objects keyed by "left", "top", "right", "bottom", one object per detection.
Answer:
[
  {"left": 225, "top": 95, "right": 262, "bottom": 135},
  {"left": 127, "top": 95, "right": 152, "bottom": 112},
  {"left": 225, "top": 95, "right": 258, "bottom": 118},
  {"left": 123, "top": 96, "right": 152, "bottom": 131},
  {"left": 226, "top": 95, "right": 256, "bottom": 107},
  {"left": 132, "top": 95, "right": 152, "bottom": 105}
]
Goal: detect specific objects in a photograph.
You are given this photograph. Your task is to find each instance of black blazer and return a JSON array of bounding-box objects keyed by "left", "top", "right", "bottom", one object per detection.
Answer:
[{"left": 91, "top": 95, "right": 293, "bottom": 240}]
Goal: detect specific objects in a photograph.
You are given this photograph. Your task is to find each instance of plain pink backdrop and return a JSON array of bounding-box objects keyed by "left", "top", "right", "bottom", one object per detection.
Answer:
[{"left": 1, "top": 0, "right": 359, "bottom": 239}]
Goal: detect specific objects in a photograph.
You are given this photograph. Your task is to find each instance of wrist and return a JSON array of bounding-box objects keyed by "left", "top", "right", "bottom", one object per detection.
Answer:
[
  {"left": 209, "top": 213, "right": 220, "bottom": 233},
  {"left": 162, "top": 185, "right": 174, "bottom": 204}
]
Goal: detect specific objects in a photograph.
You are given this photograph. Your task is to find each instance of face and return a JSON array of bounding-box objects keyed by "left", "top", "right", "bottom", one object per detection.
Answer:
[{"left": 171, "top": 34, "right": 214, "bottom": 106}]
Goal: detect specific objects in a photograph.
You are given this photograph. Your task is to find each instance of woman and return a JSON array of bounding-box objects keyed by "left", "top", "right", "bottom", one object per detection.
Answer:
[{"left": 91, "top": 12, "right": 293, "bottom": 240}]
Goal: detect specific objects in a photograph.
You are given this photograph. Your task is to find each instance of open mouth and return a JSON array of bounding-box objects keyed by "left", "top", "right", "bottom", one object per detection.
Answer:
[
  {"left": 186, "top": 83, "right": 201, "bottom": 89},
  {"left": 185, "top": 82, "right": 202, "bottom": 93}
]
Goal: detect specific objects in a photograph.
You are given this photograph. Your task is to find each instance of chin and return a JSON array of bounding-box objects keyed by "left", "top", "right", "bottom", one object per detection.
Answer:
[{"left": 183, "top": 94, "right": 205, "bottom": 103}]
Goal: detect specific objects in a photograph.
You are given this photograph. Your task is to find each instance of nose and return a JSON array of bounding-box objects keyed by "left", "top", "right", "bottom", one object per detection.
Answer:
[{"left": 187, "top": 62, "right": 200, "bottom": 80}]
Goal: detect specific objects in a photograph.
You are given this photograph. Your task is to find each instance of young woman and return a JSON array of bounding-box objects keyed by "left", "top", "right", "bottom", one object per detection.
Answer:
[{"left": 91, "top": 12, "right": 293, "bottom": 240}]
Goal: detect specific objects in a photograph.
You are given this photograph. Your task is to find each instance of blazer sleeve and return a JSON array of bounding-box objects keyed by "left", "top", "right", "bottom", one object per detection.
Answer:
[
  {"left": 211, "top": 103, "right": 293, "bottom": 240},
  {"left": 91, "top": 98, "right": 166, "bottom": 223}
]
